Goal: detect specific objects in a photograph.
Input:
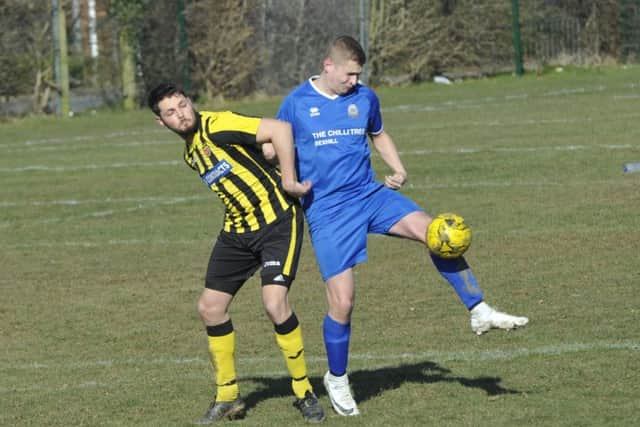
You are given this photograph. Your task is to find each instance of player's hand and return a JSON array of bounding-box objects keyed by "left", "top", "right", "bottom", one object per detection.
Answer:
[
  {"left": 282, "top": 180, "right": 312, "bottom": 198},
  {"left": 384, "top": 171, "right": 406, "bottom": 190}
]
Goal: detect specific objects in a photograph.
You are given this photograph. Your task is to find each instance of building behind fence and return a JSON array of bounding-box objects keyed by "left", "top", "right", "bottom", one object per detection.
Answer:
[{"left": 1, "top": 0, "right": 640, "bottom": 115}]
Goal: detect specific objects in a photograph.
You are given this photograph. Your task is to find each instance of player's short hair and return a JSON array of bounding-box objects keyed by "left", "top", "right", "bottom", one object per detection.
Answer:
[
  {"left": 147, "top": 83, "right": 186, "bottom": 115},
  {"left": 327, "top": 35, "right": 366, "bottom": 66}
]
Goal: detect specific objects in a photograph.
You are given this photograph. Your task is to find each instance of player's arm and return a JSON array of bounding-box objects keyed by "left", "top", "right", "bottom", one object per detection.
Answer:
[
  {"left": 263, "top": 97, "right": 294, "bottom": 166},
  {"left": 261, "top": 142, "right": 278, "bottom": 164},
  {"left": 370, "top": 130, "right": 407, "bottom": 189},
  {"left": 256, "top": 118, "right": 311, "bottom": 197}
]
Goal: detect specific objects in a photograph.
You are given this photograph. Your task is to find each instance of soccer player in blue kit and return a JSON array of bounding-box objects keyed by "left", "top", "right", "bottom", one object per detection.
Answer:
[{"left": 276, "top": 36, "right": 529, "bottom": 416}]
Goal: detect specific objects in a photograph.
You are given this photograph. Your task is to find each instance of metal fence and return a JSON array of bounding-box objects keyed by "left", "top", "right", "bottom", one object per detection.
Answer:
[{"left": 2, "top": 0, "right": 640, "bottom": 116}]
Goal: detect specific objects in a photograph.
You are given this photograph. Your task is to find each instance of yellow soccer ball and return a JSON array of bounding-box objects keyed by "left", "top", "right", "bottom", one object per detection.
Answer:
[{"left": 426, "top": 213, "right": 472, "bottom": 258}]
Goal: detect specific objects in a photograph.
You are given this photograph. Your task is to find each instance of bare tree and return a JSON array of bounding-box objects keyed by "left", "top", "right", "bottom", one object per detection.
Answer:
[
  {"left": 110, "top": 0, "right": 149, "bottom": 109},
  {"left": 185, "top": 0, "right": 262, "bottom": 100},
  {"left": 137, "top": 0, "right": 183, "bottom": 96},
  {"left": 254, "top": 0, "right": 360, "bottom": 93},
  {"left": 369, "top": 0, "right": 512, "bottom": 84},
  {"left": 0, "top": 0, "right": 55, "bottom": 113}
]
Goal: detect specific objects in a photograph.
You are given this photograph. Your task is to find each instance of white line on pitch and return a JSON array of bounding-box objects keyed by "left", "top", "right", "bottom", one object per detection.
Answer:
[
  {"left": 3, "top": 224, "right": 634, "bottom": 249},
  {"left": 0, "top": 239, "right": 200, "bottom": 249},
  {"left": 2, "top": 81, "right": 638, "bottom": 150},
  {"left": 404, "top": 178, "right": 636, "bottom": 190},
  {"left": 4, "top": 341, "right": 638, "bottom": 373},
  {"left": 2, "top": 143, "right": 638, "bottom": 174},
  {"left": 381, "top": 84, "right": 640, "bottom": 113},
  {"left": 0, "top": 195, "right": 208, "bottom": 208},
  {"left": 2, "top": 342, "right": 637, "bottom": 394},
  {"left": 398, "top": 143, "right": 639, "bottom": 156},
  {"left": 0, "top": 195, "right": 216, "bottom": 226},
  {"left": 0, "top": 177, "right": 630, "bottom": 211},
  {"left": 2, "top": 178, "right": 635, "bottom": 232},
  {"left": 23, "top": 129, "right": 165, "bottom": 146},
  {"left": 3, "top": 139, "right": 176, "bottom": 154},
  {"left": 0, "top": 160, "right": 180, "bottom": 173},
  {"left": 1, "top": 114, "right": 634, "bottom": 154}
]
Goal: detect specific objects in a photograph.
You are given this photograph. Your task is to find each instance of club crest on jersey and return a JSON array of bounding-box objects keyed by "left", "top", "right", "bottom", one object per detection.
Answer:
[
  {"left": 201, "top": 159, "right": 232, "bottom": 186},
  {"left": 347, "top": 103, "right": 359, "bottom": 118},
  {"left": 203, "top": 145, "right": 211, "bottom": 157},
  {"left": 309, "top": 106, "right": 320, "bottom": 117}
]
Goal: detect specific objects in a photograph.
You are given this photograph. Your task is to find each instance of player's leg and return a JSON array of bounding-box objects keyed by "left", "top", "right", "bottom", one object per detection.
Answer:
[
  {"left": 259, "top": 206, "right": 325, "bottom": 422},
  {"left": 323, "top": 268, "right": 360, "bottom": 416},
  {"left": 377, "top": 190, "right": 529, "bottom": 334},
  {"left": 198, "top": 289, "right": 238, "bottom": 402},
  {"left": 262, "top": 286, "right": 306, "bottom": 394},
  {"left": 195, "top": 234, "right": 256, "bottom": 424},
  {"left": 261, "top": 285, "right": 325, "bottom": 422},
  {"left": 196, "top": 289, "right": 246, "bottom": 424},
  {"left": 324, "top": 268, "right": 355, "bottom": 374},
  {"left": 389, "top": 211, "right": 485, "bottom": 309},
  {"left": 308, "top": 204, "right": 365, "bottom": 380},
  {"left": 307, "top": 203, "right": 367, "bottom": 416}
]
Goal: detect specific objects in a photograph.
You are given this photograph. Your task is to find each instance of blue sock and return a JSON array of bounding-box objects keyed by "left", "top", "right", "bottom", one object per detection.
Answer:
[
  {"left": 323, "top": 314, "right": 350, "bottom": 376},
  {"left": 430, "top": 254, "right": 484, "bottom": 309}
]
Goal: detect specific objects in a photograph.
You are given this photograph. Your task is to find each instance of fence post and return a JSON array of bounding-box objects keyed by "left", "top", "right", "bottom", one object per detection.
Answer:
[
  {"left": 52, "top": 0, "right": 70, "bottom": 116},
  {"left": 511, "top": 0, "right": 524, "bottom": 76},
  {"left": 359, "top": 0, "right": 369, "bottom": 84},
  {"left": 177, "top": 0, "right": 191, "bottom": 93}
]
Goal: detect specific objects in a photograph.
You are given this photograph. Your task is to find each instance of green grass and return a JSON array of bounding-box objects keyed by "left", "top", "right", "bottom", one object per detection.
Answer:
[{"left": 2, "top": 65, "right": 640, "bottom": 426}]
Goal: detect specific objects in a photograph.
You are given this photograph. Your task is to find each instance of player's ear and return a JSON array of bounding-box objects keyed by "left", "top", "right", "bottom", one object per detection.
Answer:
[
  {"left": 154, "top": 116, "right": 166, "bottom": 128},
  {"left": 323, "top": 57, "right": 334, "bottom": 71}
]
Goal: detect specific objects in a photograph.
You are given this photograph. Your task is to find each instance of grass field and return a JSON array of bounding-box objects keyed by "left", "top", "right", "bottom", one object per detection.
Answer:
[{"left": 2, "top": 66, "right": 639, "bottom": 426}]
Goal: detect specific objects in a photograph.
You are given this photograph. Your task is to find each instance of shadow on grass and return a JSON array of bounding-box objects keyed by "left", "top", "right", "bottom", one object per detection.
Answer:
[{"left": 242, "top": 360, "right": 522, "bottom": 411}]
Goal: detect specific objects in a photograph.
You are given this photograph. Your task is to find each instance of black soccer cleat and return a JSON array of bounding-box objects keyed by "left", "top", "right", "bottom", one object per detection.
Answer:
[
  {"left": 293, "top": 391, "right": 326, "bottom": 423},
  {"left": 194, "top": 397, "right": 246, "bottom": 424}
]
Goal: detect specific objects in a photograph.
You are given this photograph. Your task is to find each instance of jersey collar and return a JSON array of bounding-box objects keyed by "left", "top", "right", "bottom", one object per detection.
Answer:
[{"left": 308, "top": 76, "right": 339, "bottom": 100}]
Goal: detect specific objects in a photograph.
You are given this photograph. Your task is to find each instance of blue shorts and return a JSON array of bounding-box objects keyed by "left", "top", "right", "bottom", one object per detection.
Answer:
[{"left": 307, "top": 184, "right": 421, "bottom": 281}]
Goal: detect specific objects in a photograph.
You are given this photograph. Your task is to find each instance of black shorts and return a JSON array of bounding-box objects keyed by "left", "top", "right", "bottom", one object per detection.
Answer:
[{"left": 204, "top": 206, "right": 303, "bottom": 295}]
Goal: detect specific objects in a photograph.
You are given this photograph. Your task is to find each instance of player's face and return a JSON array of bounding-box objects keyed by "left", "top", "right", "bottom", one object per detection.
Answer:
[
  {"left": 326, "top": 59, "right": 362, "bottom": 96},
  {"left": 156, "top": 93, "right": 197, "bottom": 135}
]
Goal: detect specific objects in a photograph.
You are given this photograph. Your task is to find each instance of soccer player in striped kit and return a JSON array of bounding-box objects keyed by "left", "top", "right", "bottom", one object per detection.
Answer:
[{"left": 148, "top": 83, "right": 324, "bottom": 423}]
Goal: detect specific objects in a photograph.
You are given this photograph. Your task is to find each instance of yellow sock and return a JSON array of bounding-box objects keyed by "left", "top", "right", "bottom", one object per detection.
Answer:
[
  {"left": 206, "top": 321, "right": 239, "bottom": 402},
  {"left": 275, "top": 314, "right": 313, "bottom": 399}
]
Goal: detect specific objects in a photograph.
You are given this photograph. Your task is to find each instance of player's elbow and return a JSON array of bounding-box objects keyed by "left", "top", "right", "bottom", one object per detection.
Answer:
[{"left": 262, "top": 143, "right": 278, "bottom": 164}]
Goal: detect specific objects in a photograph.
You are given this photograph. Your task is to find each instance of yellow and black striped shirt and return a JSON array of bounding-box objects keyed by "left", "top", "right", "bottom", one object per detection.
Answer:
[{"left": 183, "top": 111, "right": 295, "bottom": 233}]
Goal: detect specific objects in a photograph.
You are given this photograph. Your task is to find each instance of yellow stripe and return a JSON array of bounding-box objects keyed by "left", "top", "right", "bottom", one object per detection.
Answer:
[
  {"left": 202, "top": 143, "right": 253, "bottom": 232},
  {"left": 235, "top": 145, "right": 290, "bottom": 212},
  {"left": 207, "top": 144, "right": 271, "bottom": 231},
  {"left": 234, "top": 145, "right": 281, "bottom": 220},
  {"left": 219, "top": 179, "right": 248, "bottom": 233},
  {"left": 208, "top": 111, "right": 260, "bottom": 134},
  {"left": 283, "top": 206, "right": 297, "bottom": 275}
]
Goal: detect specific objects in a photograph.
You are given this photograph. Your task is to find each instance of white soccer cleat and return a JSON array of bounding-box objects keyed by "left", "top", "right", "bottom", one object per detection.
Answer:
[
  {"left": 470, "top": 302, "right": 529, "bottom": 335},
  {"left": 323, "top": 371, "right": 360, "bottom": 416}
]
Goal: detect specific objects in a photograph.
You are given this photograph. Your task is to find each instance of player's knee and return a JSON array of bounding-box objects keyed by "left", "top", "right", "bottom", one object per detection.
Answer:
[
  {"left": 329, "top": 295, "right": 354, "bottom": 320},
  {"left": 390, "top": 211, "right": 429, "bottom": 242},
  {"left": 197, "top": 293, "right": 227, "bottom": 323},
  {"left": 412, "top": 212, "right": 430, "bottom": 242},
  {"left": 262, "top": 297, "right": 289, "bottom": 324}
]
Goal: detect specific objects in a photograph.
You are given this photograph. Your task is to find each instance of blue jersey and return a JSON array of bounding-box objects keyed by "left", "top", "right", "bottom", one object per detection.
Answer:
[{"left": 277, "top": 78, "right": 383, "bottom": 220}]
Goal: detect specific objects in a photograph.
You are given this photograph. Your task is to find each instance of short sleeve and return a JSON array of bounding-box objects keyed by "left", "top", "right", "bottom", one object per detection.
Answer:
[
  {"left": 367, "top": 90, "right": 383, "bottom": 135},
  {"left": 276, "top": 96, "right": 293, "bottom": 124},
  {"left": 205, "top": 111, "right": 261, "bottom": 146}
]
